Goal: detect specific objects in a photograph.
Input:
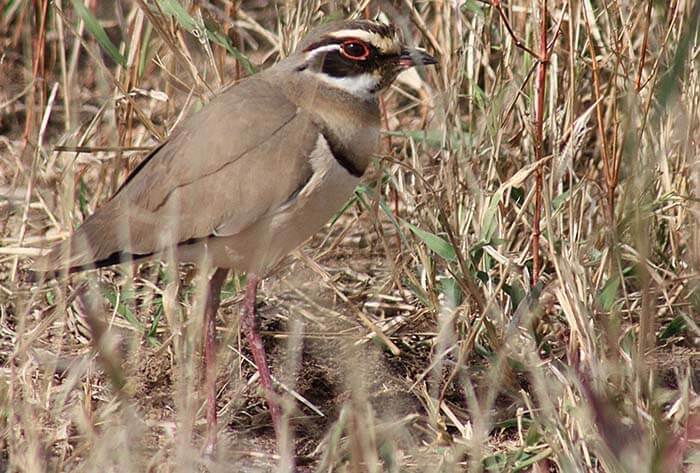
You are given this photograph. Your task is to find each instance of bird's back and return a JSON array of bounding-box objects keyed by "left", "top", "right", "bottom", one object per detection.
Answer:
[{"left": 33, "top": 74, "right": 320, "bottom": 274}]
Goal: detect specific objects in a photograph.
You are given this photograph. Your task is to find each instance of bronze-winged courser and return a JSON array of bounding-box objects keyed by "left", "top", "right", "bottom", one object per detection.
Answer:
[{"left": 32, "top": 18, "right": 437, "bottom": 453}]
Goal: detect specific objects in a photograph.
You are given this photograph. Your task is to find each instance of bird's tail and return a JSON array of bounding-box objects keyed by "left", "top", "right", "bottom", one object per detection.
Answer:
[{"left": 28, "top": 206, "right": 148, "bottom": 280}]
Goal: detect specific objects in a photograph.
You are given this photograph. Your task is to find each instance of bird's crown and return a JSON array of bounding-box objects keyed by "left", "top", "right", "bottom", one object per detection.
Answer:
[{"left": 299, "top": 19, "right": 402, "bottom": 57}]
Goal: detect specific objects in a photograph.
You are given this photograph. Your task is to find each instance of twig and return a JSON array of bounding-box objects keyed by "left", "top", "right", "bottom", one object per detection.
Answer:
[
  {"left": 582, "top": 2, "right": 614, "bottom": 223},
  {"left": 635, "top": 0, "right": 653, "bottom": 91},
  {"left": 490, "top": 0, "right": 540, "bottom": 59},
  {"left": 489, "top": 1, "right": 561, "bottom": 286},
  {"left": 402, "top": 0, "right": 444, "bottom": 57},
  {"left": 23, "top": 0, "right": 48, "bottom": 144},
  {"left": 531, "top": 1, "right": 548, "bottom": 286}
]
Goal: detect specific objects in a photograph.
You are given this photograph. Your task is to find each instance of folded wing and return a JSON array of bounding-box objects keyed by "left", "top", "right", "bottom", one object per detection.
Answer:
[{"left": 34, "top": 76, "right": 317, "bottom": 273}]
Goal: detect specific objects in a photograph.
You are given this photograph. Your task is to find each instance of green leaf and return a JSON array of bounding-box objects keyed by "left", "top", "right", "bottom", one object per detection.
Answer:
[
  {"left": 46, "top": 290, "right": 56, "bottom": 305},
  {"left": 138, "top": 22, "right": 154, "bottom": 77},
  {"left": 384, "top": 129, "right": 473, "bottom": 150},
  {"left": 385, "top": 129, "right": 444, "bottom": 147},
  {"left": 404, "top": 221, "right": 457, "bottom": 262},
  {"left": 78, "top": 179, "right": 90, "bottom": 216},
  {"left": 378, "top": 199, "right": 405, "bottom": 243},
  {"left": 146, "top": 302, "right": 163, "bottom": 347},
  {"left": 71, "top": 0, "right": 126, "bottom": 67},
  {"left": 157, "top": 0, "right": 197, "bottom": 30},
  {"left": 659, "top": 315, "right": 686, "bottom": 340},
  {"left": 509, "top": 186, "right": 525, "bottom": 206},
  {"left": 472, "top": 82, "right": 487, "bottom": 109},
  {"left": 156, "top": 0, "right": 256, "bottom": 74},
  {"left": 440, "top": 277, "right": 462, "bottom": 307},
  {"left": 403, "top": 277, "right": 430, "bottom": 307},
  {"left": 551, "top": 188, "right": 571, "bottom": 212},
  {"left": 103, "top": 289, "right": 143, "bottom": 331},
  {"left": 331, "top": 194, "right": 358, "bottom": 225},
  {"left": 461, "top": 0, "right": 484, "bottom": 15},
  {"left": 503, "top": 281, "right": 526, "bottom": 309},
  {"left": 598, "top": 276, "right": 620, "bottom": 312},
  {"left": 481, "top": 189, "right": 503, "bottom": 242}
]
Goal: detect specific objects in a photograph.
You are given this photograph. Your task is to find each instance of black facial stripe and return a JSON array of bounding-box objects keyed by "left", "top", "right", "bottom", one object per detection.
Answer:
[
  {"left": 321, "top": 49, "right": 373, "bottom": 77},
  {"left": 301, "top": 28, "right": 402, "bottom": 82},
  {"left": 322, "top": 52, "right": 400, "bottom": 79},
  {"left": 322, "top": 130, "right": 364, "bottom": 178},
  {"left": 305, "top": 40, "right": 399, "bottom": 78}
]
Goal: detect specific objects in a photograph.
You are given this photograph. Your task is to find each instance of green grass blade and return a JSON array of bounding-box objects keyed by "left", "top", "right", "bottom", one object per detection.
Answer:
[
  {"left": 71, "top": 0, "right": 126, "bottom": 67},
  {"left": 404, "top": 221, "right": 457, "bottom": 262},
  {"left": 156, "top": 0, "right": 256, "bottom": 74}
]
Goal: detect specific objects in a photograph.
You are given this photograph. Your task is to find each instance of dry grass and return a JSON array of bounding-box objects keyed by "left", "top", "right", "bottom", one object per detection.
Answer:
[{"left": 1, "top": 0, "right": 699, "bottom": 471}]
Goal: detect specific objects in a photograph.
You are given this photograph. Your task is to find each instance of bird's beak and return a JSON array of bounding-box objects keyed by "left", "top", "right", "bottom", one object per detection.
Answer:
[{"left": 398, "top": 48, "right": 438, "bottom": 69}]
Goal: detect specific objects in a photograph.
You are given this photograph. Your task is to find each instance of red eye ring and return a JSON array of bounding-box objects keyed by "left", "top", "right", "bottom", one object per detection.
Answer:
[{"left": 340, "top": 40, "right": 370, "bottom": 60}]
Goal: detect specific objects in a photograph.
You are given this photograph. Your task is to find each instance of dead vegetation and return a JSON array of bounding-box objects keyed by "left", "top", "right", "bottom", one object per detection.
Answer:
[{"left": 1, "top": 0, "right": 699, "bottom": 471}]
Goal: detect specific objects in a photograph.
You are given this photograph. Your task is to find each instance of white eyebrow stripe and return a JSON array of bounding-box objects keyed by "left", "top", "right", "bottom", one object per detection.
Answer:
[
  {"left": 327, "top": 29, "right": 376, "bottom": 42},
  {"left": 304, "top": 43, "right": 342, "bottom": 61}
]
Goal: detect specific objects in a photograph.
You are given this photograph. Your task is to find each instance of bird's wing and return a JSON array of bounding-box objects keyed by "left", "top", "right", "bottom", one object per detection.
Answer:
[{"left": 35, "top": 76, "right": 319, "bottom": 272}]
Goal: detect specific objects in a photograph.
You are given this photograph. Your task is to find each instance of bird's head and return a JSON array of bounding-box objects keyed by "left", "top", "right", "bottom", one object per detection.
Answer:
[{"left": 294, "top": 19, "right": 437, "bottom": 100}]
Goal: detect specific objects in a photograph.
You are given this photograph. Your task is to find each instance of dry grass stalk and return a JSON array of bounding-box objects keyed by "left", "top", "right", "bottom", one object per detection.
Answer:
[{"left": 0, "top": 1, "right": 698, "bottom": 472}]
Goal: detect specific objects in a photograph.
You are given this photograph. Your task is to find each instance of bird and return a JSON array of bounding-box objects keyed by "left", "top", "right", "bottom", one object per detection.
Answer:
[{"left": 31, "top": 18, "right": 437, "bottom": 453}]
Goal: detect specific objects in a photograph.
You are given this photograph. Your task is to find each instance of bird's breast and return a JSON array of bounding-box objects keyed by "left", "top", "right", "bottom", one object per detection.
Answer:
[
  {"left": 274, "top": 133, "right": 361, "bottom": 227},
  {"left": 258, "top": 133, "right": 362, "bottom": 267}
]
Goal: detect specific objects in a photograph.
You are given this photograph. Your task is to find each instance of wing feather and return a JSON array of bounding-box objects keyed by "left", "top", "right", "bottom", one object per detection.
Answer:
[{"left": 34, "top": 75, "right": 318, "bottom": 272}]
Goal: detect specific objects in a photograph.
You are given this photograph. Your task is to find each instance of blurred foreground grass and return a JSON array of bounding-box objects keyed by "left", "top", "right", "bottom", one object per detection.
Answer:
[{"left": 0, "top": 0, "right": 698, "bottom": 471}]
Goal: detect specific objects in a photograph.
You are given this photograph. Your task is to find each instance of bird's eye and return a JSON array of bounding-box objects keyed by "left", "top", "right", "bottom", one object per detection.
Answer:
[{"left": 340, "top": 40, "right": 370, "bottom": 60}]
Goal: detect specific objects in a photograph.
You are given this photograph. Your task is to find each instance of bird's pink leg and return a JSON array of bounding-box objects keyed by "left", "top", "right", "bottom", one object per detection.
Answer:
[
  {"left": 203, "top": 268, "right": 229, "bottom": 455},
  {"left": 240, "top": 274, "right": 282, "bottom": 438}
]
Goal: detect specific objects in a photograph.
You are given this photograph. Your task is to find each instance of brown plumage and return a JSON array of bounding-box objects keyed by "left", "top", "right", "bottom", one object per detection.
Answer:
[
  {"left": 33, "top": 74, "right": 373, "bottom": 275},
  {"left": 32, "top": 18, "right": 437, "bottom": 456}
]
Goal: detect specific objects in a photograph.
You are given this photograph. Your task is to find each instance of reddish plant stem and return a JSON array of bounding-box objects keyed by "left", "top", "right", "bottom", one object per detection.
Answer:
[
  {"left": 491, "top": 0, "right": 540, "bottom": 59},
  {"left": 24, "top": 0, "right": 48, "bottom": 144},
  {"left": 490, "top": 0, "right": 561, "bottom": 286},
  {"left": 582, "top": 4, "right": 614, "bottom": 224},
  {"left": 635, "top": 0, "right": 653, "bottom": 91},
  {"left": 532, "top": 1, "right": 548, "bottom": 287},
  {"left": 229, "top": 0, "right": 241, "bottom": 82}
]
